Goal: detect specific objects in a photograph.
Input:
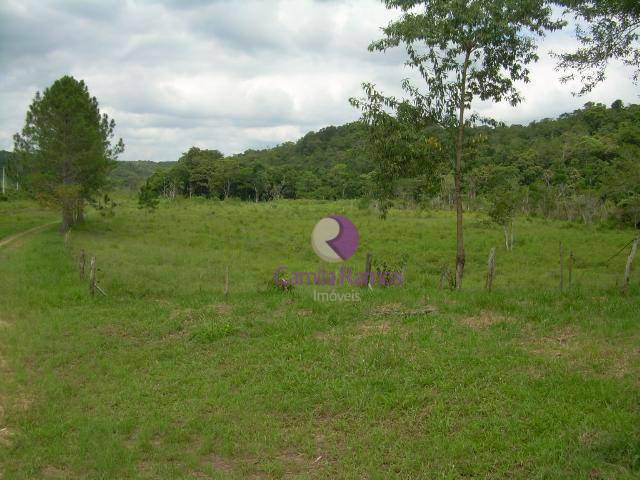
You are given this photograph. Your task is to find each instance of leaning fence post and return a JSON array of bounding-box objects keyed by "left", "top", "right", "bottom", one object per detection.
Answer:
[
  {"left": 485, "top": 247, "right": 496, "bottom": 291},
  {"left": 364, "top": 253, "right": 373, "bottom": 289},
  {"left": 89, "top": 256, "right": 96, "bottom": 296},
  {"left": 622, "top": 238, "right": 639, "bottom": 295}
]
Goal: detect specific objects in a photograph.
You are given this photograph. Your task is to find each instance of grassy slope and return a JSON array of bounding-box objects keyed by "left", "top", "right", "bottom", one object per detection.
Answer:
[
  {"left": 0, "top": 200, "right": 58, "bottom": 238},
  {"left": 0, "top": 199, "right": 638, "bottom": 479}
]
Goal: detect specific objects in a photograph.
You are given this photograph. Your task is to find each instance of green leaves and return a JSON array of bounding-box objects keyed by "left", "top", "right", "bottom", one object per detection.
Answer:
[
  {"left": 353, "top": 0, "right": 562, "bottom": 223},
  {"left": 555, "top": 0, "right": 640, "bottom": 94},
  {"left": 13, "top": 75, "right": 124, "bottom": 229},
  {"left": 370, "top": 0, "right": 563, "bottom": 121}
]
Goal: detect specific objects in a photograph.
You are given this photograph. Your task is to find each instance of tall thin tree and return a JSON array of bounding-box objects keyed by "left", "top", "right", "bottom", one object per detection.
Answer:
[{"left": 353, "top": 0, "right": 562, "bottom": 288}]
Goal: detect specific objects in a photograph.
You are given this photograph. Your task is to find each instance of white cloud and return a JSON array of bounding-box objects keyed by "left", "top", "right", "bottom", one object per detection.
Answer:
[{"left": 0, "top": 0, "right": 637, "bottom": 161}]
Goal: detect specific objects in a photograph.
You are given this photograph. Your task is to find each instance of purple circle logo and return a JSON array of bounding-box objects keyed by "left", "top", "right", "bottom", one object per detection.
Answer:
[{"left": 311, "top": 215, "right": 359, "bottom": 263}]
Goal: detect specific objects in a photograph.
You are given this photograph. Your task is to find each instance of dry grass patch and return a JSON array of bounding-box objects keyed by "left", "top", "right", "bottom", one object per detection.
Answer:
[
  {"left": 357, "top": 321, "right": 392, "bottom": 336},
  {"left": 207, "top": 303, "right": 233, "bottom": 316},
  {"left": 460, "top": 310, "right": 514, "bottom": 330},
  {"left": 523, "top": 326, "right": 640, "bottom": 380},
  {"left": 41, "top": 465, "right": 69, "bottom": 479},
  {"left": 169, "top": 307, "right": 196, "bottom": 322},
  {"left": 315, "top": 318, "right": 412, "bottom": 343},
  {"left": 525, "top": 326, "right": 580, "bottom": 358},
  {"left": 192, "top": 452, "right": 234, "bottom": 476},
  {"left": 0, "top": 426, "right": 14, "bottom": 447},
  {"left": 369, "top": 303, "right": 437, "bottom": 319},
  {"left": 278, "top": 450, "right": 310, "bottom": 473}
]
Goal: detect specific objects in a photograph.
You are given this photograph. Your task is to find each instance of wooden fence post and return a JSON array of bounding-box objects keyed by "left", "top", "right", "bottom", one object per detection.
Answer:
[
  {"left": 485, "top": 247, "right": 496, "bottom": 291},
  {"left": 79, "top": 249, "right": 86, "bottom": 279},
  {"left": 89, "top": 256, "right": 96, "bottom": 296},
  {"left": 364, "top": 253, "right": 373, "bottom": 289},
  {"left": 559, "top": 241, "right": 564, "bottom": 293},
  {"left": 622, "top": 238, "right": 639, "bottom": 295}
]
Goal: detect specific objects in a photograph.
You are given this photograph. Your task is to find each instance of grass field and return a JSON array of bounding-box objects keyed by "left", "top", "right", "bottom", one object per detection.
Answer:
[
  {"left": 1, "top": 198, "right": 639, "bottom": 479},
  {"left": 0, "top": 200, "right": 57, "bottom": 238}
]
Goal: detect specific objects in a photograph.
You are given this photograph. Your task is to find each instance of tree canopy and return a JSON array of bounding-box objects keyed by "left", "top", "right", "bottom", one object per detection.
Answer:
[
  {"left": 13, "top": 76, "right": 124, "bottom": 231},
  {"left": 556, "top": 0, "right": 640, "bottom": 94}
]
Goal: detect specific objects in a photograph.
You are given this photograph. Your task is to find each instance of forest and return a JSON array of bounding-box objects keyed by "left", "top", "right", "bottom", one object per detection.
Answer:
[
  {"left": 3, "top": 101, "right": 638, "bottom": 230},
  {"left": 130, "top": 101, "right": 640, "bottom": 228}
]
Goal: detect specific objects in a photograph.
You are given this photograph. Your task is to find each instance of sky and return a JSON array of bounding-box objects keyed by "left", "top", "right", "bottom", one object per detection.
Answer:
[{"left": 1, "top": 0, "right": 638, "bottom": 162}]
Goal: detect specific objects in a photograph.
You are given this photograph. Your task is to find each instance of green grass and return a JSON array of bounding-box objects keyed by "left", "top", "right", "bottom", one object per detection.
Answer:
[
  {"left": 0, "top": 200, "right": 57, "bottom": 238},
  {"left": 1, "top": 199, "right": 638, "bottom": 479}
]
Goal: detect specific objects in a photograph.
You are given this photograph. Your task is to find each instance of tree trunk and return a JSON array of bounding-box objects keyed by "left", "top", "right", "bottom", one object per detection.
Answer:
[
  {"left": 485, "top": 247, "right": 496, "bottom": 291},
  {"left": 454, "top": 49, "right": 471, "bottom": 289},
  {"left": 61, "top": 204, "right": 74, "bottom": 233},
  {"left": 75, "top": 199, "right": 85, "bottom": 224},
  {"left": 510, "top": 221, "right": 514, "bottom": 250},
  {"left": 622, "top": 238, "right": 638, "bottom": 295}
]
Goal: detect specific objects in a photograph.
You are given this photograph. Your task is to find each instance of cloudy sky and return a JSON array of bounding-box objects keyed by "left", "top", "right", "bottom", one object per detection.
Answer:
[{"left": 1, "top": 0, "right": 637, "bottom": 162}]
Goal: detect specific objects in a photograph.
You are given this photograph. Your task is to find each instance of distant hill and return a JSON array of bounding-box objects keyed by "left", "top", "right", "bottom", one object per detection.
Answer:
[
  {"left": 108, "top": 160, "right": 175, "bottom": 191},
  {"left": 231, "top": 122, "right": 372, "bottom": 173},
  {"left": 2, "top": 152, "right": 174, "bottom": 192}
]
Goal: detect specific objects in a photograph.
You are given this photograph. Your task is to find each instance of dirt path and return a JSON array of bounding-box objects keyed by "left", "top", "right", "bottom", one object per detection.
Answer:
[
  {"left": 0, "top": 221, "right": 59, "bottom": 249},
  {"left": 0, "top": 222, "right": 58, "bottom": 453}
]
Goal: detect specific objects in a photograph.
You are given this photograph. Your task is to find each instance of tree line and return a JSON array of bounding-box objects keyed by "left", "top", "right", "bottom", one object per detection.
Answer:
[
  {"left": 137, "top": 101, "right": 640, "bottom": 233},
  {"left": 138, "top": 123, "right": 371, "bottom": 205}
]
